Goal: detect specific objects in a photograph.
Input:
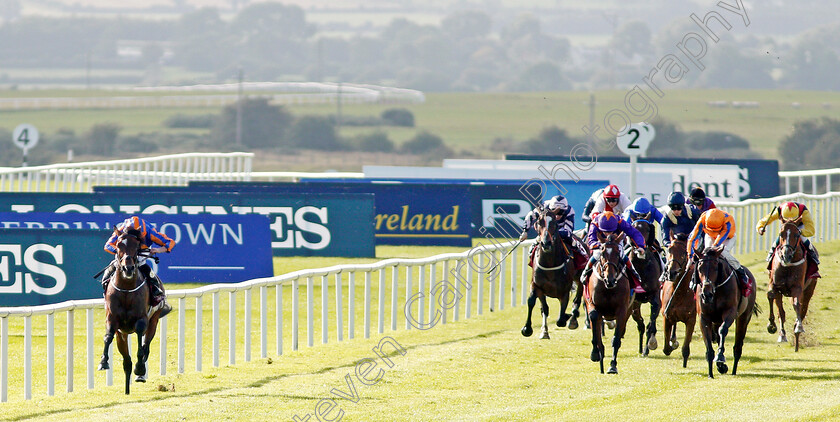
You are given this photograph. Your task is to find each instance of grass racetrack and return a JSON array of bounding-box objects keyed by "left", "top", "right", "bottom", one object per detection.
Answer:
[{"left": 3, "top": 241, "right": 840, "bottom": 421}]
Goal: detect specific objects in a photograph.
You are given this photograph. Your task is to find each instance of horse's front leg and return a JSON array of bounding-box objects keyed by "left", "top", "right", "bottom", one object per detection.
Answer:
[
  {"left": 767, "top": 289, "right": 778, "bottom": 334},
  {"left": 539, "top": 295, "right": 550, "bottom": 339},
  {"left": 700, "top": 316, "right": 716, "bottom": 378},
  {"left": 587, "top": 306, "right": 604, "bottom": 374},
  {"left": 134, "top": 318, "right": 148, "bottom": 381},
  {"left": 645, "top": 295, "right": 661, "bottom": 355},
  {"left": 569, "top": 275, "right": 583, "bottom": 330},
  {"left": 98, "top": 322, "right": 117, "bottom": 371},
  {"left": 522, "top": 290, "right": 537, "bottom": 337},
  {"left": 715, "top": 310, "right": 737, "bottom": 375},
  {"left": 791, "top": 286, "right": 805, "bottom": 335},
  {"left": 608, "top": 305, "right": 628, "bottom": 374},
  {"left": 116, "top": 333, "right": 132, "bottom": 395},
  {"left": 662, "top": 316, "right": 675, "bottom": 356},
  {"left": 556, "top": 282, "right": 571, "bottom": 328},
  {"left": 775, "top": 292, "right": 787, "bottom": 343}
]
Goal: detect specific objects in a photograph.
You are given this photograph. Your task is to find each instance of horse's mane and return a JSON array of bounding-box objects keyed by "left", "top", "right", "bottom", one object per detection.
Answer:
[{"left": 674, "top": 233, "right": 688, "bottom": 242}]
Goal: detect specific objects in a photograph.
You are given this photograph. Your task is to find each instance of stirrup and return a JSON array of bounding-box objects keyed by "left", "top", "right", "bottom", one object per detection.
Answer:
[{"left": 158, "top": 301, "right": 172, "bottom": 318}]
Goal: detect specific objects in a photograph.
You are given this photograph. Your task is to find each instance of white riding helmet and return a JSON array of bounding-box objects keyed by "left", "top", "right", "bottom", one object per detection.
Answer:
[{"left": 545, "top": 196, "right": 569, "bottom": 213}]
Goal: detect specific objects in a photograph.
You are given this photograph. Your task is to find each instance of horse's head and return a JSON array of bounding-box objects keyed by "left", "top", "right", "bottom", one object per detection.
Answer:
[
  {"left": 116, "top": 229, "right": 142, "bottom": 280},
  {"left": 665, "top": 233, "right": 688, "bottom": 282},
  {"left": 536, "top": 208, "right": 557, "bottom": 253},
  {"left": 695, "top": 246, "right": 725, "bottom": 304},
  {"left": 596, "top": 232, "right": 625, "bottom": 289},
  {"left": 778, "top": 217, "right": 803, "bottom": 265}
]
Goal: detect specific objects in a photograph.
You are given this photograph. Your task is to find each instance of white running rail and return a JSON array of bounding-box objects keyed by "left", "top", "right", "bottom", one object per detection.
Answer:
[
  {"left": 0, "top": 152, "right": 253, "bottom": 192},
  {"left": 779, "top": 168, "right": 840, "bottom": 195},
  {"left": 0, "top": 239, "right": 530, "bottom": 402}
]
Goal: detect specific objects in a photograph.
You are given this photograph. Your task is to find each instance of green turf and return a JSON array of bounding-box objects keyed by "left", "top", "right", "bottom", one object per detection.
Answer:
[{"left": 1, "top": 240, "right": 840, "bottom": 420}]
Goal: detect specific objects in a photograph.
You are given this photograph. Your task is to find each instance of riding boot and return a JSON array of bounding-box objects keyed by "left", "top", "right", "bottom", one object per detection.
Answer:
[
  {"left": 626, "top": 261, "right": 645, "bottom": 294},
  {"left": 140, "top": 265, "right": 172, "bottom": 317},
  {"left": 580, "top": 259, "right": 594, "bottom": 283},
  {"left": 100, "top": 263, "right": 115, "bottom": 296},
  {"left": 734, "top": 266, "right": 751, "bottom": 296}
]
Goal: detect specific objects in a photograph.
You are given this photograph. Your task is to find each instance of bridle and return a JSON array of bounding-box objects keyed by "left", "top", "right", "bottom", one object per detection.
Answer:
[
  {"left": 664, "top": 240, "right": 688, "bottom": 283},
  {"left": 595, "top": 239, "right": 626, "bottom": 289},
  {"left": 535, "top": 210, "right": 569, "bottom": 272},
  {"left": 112, "top": 233, "right": 147, "bottom": 293},
  {"left": 695, "top": 253, "right": 733, "bottom": 303},
  {"left": 777, "top": 221, "right": 805, "bottom": 267}
]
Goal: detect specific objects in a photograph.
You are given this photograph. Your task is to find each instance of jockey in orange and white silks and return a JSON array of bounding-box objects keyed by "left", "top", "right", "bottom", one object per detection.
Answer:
[
  {"left": 103, "top": 216, "right": 176, "bottom": 317},
  {"left": 755, "top": 201, "right": 820, "bottom": 277},
  {"left": 687, "top": 209, "right": 751, "bottom": 291}
]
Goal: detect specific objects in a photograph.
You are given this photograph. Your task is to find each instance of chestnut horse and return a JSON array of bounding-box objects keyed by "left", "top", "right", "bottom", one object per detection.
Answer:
[
  {"left": 584, "top": 232, "right": 632, "bottom": 374},
  {"left": 660, "top": 233, "right": 696, "bottom": 367},
  {"left": 767, "top": 218, "right": 818, "bottom": 351},
  {"left": 626, "top": 218, "right": 662, "bottom": 356},
  {"left": 693, "top": 246, "right": 758, "bottom": 378},
  {"left": 98, "top": 230, "right": 164, "bottom": 394},
  {"left": 521, "top": 208, "right": 582, "bottom": 339}
]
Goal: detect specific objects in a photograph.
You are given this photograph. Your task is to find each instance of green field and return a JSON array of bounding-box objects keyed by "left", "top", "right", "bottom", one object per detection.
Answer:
[
  {"left": 1, "top": 89, "right": 838, "bottom": 163},
  {"left": 2, "top": 240, "right": 840, "bottom": 421}
]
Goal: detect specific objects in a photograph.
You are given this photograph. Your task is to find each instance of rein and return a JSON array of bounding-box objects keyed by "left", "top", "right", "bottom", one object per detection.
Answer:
[
  {"left": 111, "top": 279, "right": 147, "bottom": 293},
  {"left": 697, "top": 257, "right": 734, "bottom": 289},
  {"left": 776, "top": 224, "right": 805, "bottom": 267}
]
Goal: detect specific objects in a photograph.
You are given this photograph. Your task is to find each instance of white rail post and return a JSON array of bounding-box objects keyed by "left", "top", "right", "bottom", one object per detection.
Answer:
[
  {"left": 196, "top": 296, "right": 203, "bottom": 372},
  {"left": 86, "top": 308, "right": 94, "bottom": 389},
  {"left": 335, "top": 273, "right": 343, "bottom": 342},
  {"left": 442, "top": 260, "right": 449, "bottom": 325},
  {"left": 378, "top": 269, "right": 385, "bottom": 334},
  {"left": 245, "top": 288, "right": 252, "bottom": 362},
  {"left": 391, "top": 266, "right": 398, "bottom": 331},
  {"left": 364, "top": 271, "right": 371, "bottom": 339},
  {"left": 498, "top": 251, "right": 506, "bottom": 311},
  {"left": 212, "top": 292, "right": 220, "bottom": 367},
  {"left": 261, "top": 286, "right": 268, "bottom": 359},
  {"left": 276, "top": 284, "right": 283, "bottom": 356},
  {"left": 428, "top": 264, "right": 435, "bottom": 327},
  {"left": 477, "top": 254, "right": 484, "bottom": 315},
  {"left": 321, "top": 275, "right": 329, "bottom": 344},
  {"left": 348, "top": 272, "right": 356, "bottom": 340},
  {"left": 510, "top": 248, "right": 517, "bottom": 308},
  {"left": 159, "top": 315, "right": 167, "bottom": 375},
  {"left": 307, "top": 277, "right": 314, "bottom": 347},
  {"left": 229, "top": 291, "right": 236, "bottom": 365},
  {"left": 405, "top": 266, "right": 413, "bottom": 330},
  {"left": 292, "top": 279, "right": 299, "bottom": 351},
  {"left": 466, "top": 259, "right": 473, "bottom": 319},
  {"left": 178, "top": 297, "right": 186, "bottom": 373},
  {"left": 418, "top": 265, "right": 425, "bottom": 324},
  {"left": 66, "top": 309, "right": 74, "bottom": 393},
  {"left": 24, "top": 316, "right": 31, "bottom": 400},
  {"left": 47, "top": 313, "right": 54, "bottom": 396},
  {"left": 452, "top": 260, "right": 460, "bottom": 322}
]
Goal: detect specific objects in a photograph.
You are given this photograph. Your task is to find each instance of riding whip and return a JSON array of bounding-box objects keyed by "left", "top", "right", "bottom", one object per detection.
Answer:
[
  {"left": 487, "top": 237, "right": 526, "bottom": 276},
  {"left": 662, "top": 262, "right": 692, "bottom": 316}
]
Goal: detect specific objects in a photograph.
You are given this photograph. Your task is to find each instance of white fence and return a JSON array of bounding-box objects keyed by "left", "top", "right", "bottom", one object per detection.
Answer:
[
  {"left": 779, "top": 168, "right": 840, "bottom": 195},
  {"left": 717, "top": 191, "right": 840, "bottom": 255},
  {"left": 0, "top": 152, "right": 253, "bottom": 192},
  {"left": 0, "top": 239, "right": 530, "bottom": 402}
]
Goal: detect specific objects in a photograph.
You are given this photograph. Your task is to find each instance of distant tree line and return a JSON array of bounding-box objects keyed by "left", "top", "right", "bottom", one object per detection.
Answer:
[{"left": 2, "top": 3, "right": 840, "bottom": 91}]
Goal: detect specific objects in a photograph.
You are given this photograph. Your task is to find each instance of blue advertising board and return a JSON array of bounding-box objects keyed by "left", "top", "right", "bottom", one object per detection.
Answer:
[
  {"left": 0, "top": 192, "right": 375, "bottom": 258},
  {"left": 0, "top": 229, "right": 107, "bottom": 306},
  {"left": 0, "top": 213, "right": 274, "bottom": 284}
]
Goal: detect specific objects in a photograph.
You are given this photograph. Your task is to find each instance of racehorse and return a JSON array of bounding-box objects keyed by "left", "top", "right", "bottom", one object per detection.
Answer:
[
  {"left": 660, "top": 233, "right": 696, "bottom": 367},
  {"left": 693, "top": 246, "right": 758, "bottom": 378},
  {"left": 584, "top": 232, "right": 632, "bottom": 374},
  {"left": 767, "top": 218, "right": 818, "bottom": 352},
  {"left": 626, "top": 218, "right": 662, "bottom": 356},
  {"left": 98, "top": 229, "right": 164, "bottom": 394},
  {"left": 521, "top": 208, "right": 578, "bottom": 339}
]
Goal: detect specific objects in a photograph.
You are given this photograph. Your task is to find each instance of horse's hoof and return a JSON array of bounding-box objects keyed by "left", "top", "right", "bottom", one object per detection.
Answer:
[
  {"left": 97, "top": 362, "right": 109, "bottom": 371},
  {"left": 767, "top": 322, "right": 777, "bottom": 334},
  {"left": 135, "top": 374, "right": 147, "bottom": 383},
  {"left": 663, "top": 346, "right": 672, "bottom": 356},
  {"left": 794, "top": 323, "right": 805, "bottom": 334},
  {"left": 521, "top": 326, "right": 533, "bottom": 337},
  {"left": 590, "top": 349, "right": 600, "bottom": 362},
  {"left": 540, "top": 331, "right": 550, "bottom": 340},
  {"left": 568, "top": 318, "right": 579, "bottom": 330},
  {"left": 607, "top": 365, "right": 618, "bottom": 374},
  {"left": 778, "top": 335, "right": 787, "bottom": 343},
  {"left": 648, "top": 337, "right": 658, "bottom": 351},
  {"left": 672, "top": 340, "right": 680, "bottom": 349},
  {"left": 606, "top": 320, "right": 616, "bottom": 329},
  {"left": 134, "top": 362, "right": 146, "bottom": 377},
  {"left": 716, "top": 361, "right": 728, "bottom": 374}
]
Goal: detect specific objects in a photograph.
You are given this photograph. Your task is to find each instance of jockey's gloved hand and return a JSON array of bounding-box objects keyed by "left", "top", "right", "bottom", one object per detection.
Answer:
[
  {"left": 519, "top": 231, "right": 528, "bottom": 241},
  {"left": 150, "top": 246, "right": 168, "bottom": 254},
  {"left": 558, "top": 229, "right": 571, "bottom": 239}
]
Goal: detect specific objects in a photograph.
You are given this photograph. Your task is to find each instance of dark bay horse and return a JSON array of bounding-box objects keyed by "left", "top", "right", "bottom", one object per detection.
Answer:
[
  {"left": 522, "top": 208, "right": 579, "bottom": 339},
  {"left": 584, "top": 232, "right": 632, "bottom": 374},
  {"left": 660, "top": 233, "right": 696, "bottom": 367},
  {"left": 767, "top": 218, "right": 818, "bottom": 351},
  {"left": 626, "top": 218, "right": 662, "bottom": 356},
  {"left": 98, "top": 230, "right": 164, "bottom": 394},
  {"left": 693, "top": 246, "right": 758, "bottom": 378}
]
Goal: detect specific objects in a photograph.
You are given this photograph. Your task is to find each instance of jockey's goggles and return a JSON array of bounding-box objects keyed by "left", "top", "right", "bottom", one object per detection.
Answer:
[
  {"left": 605, "top": 198, "right": 619, "bottom": 203},
  {"left": 669, "top": 204, "right": 683, "bottom": 210}
]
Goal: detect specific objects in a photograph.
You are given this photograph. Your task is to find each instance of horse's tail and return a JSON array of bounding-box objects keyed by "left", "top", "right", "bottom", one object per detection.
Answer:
[{"left": 752, "top": 301, "right": 762, "bottom": 316}]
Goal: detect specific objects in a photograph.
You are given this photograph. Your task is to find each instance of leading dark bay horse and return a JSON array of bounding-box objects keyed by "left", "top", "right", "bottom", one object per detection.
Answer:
[
  {"left": 584, "top": 232, "right": 632, "bottom": 374},
  {"left": 98, "top": 229, "right": 164, "bottom": 394},
  {"left": 660, "top": 233, "right": 696, "bottom": 368},
  {"left": 692, "top": 246, "right": 759, "bottom": 378},
  {"left": 522, "top": 208, "right": 584, "bottom": 339},
  {"left": 767, "top": 218, "right": 818, "bottom": 352},
  {"left": 626, "top": 218, "right": 663, "bottom": 356}
]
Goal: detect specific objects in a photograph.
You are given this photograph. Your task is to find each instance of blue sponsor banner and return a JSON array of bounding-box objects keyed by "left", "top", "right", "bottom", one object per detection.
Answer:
[
  {"left": 0, "top": 192, "right": 375, "bottom": 258},
  {"left": 0, "top": 213, "right": 274, "bottom": 284},
  {"left": 0, "top": 229, "right": 107, "bottom": 306}
]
